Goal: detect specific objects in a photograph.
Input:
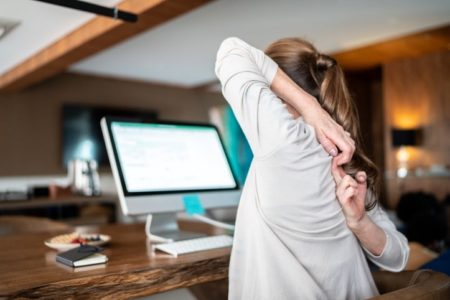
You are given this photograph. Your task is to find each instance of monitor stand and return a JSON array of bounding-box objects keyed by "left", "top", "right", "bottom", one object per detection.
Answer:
[{"left": 145, "top": 213, "right": 205, "bottom": 243}]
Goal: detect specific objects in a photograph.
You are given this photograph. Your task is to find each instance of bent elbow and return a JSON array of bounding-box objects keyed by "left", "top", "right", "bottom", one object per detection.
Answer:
[
  {"left": 385, "top": 240, "right": 410, "bottom": 272},
  {"left": 398, "top": 244, "right": 410, "bottom": 271},
  {"left": 215, "top": 37, "right": 244, "bottom": 76},
  {"left": 218, "top": 37, "right": 242, "bottom": 54},
  {"left": 396, "top": 234, "right": 410, "bottom": 271}
]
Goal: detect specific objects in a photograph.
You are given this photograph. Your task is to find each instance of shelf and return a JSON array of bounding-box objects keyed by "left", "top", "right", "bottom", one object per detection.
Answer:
[
  {"left": 0, "top": 194, "right": 117, "bottom": 210},
  {"left": 385, "top": 170, "right": 450, "bottom": 179}
]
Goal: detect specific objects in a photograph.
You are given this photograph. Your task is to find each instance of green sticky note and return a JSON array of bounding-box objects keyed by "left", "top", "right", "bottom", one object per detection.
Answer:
[{"left": 183, "top": 195, "right": 205, "bottom": 215}]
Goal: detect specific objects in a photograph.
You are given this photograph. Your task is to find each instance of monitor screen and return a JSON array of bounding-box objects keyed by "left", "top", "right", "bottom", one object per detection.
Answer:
[{"left": 110, "top": 121, "right": 238, "bottom": 194}]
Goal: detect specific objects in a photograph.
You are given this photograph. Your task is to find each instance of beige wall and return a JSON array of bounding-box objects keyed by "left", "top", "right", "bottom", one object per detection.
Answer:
[
  {"left": 383, "top": 50, "right": 450, "bottom": 207},
  {"left": 0, "top": 73, "right": 224, "bottom": 176}
]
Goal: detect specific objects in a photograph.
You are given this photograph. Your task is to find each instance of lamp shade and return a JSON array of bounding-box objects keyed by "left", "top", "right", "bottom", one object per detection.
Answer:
[{"left": 391, "top": 128, "right": 421, "bottom": 147}]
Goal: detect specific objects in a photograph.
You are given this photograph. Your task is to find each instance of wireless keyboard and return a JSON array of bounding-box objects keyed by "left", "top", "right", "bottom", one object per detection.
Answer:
[{"left": 153, "top": 235, "right": 233, "bottom": 257}]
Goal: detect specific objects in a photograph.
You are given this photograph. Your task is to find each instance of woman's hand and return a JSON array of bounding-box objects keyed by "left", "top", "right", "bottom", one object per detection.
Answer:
[
  {"left": 331, "top": 158, "right": 387, "bottom": 256},
  {"left": 301, "top": 98, "right": 355, "bottom": 166},
  {"left": 270, "top": 68, "right": 355, "bottom": 165},
  {"left": 331, "top": 158, "right": 368, "bottom": 231}
]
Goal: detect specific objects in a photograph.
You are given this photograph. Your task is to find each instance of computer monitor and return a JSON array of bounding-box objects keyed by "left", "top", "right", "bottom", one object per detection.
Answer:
[{"left": 101, "top": 117, "right": 241, "bottom": 239}]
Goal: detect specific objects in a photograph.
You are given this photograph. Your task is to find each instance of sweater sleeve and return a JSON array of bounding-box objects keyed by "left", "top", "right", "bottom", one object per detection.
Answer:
[
  {"left": 363, "top": 205, "right": 410, "bottom": 272},
  {"left": 215, "top": 37, "right": 297, "bottom": 157}
]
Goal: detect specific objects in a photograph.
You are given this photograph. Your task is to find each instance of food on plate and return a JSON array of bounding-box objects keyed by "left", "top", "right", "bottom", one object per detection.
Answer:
[{"left": 50, "top": 233, "right": 102, "bottom": 244}]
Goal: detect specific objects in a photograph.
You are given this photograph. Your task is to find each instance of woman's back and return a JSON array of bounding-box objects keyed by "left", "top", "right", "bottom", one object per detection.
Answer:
[
  {"left": 229, "top": 119, "right": 378, "bottom": 299},
  {"left": 215, "top": 37, "right": 408, "bottom": 299},
  {"left": 255, "top": 118, "right": 344, "bottom": 236}
]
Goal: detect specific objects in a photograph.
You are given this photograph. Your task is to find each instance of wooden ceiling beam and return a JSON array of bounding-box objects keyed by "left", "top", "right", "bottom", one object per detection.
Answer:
[
  {"left": 332, "top": 24, "right": 450, "bottom": 71},
  {"left": 0, "top": 0, "right": 211, "bottom": 92}
]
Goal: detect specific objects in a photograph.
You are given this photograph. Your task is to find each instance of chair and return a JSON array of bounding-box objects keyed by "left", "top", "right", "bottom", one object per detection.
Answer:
[
  {"left": 187, "top": 270, "right": 450, "bottom": 300},
  {"left": 406, "top": 242, "right": 439, "bottom": 270},
  {"left": 0, "top": 215, "right": 71, "bottom": 236},
  {"left": 371, "top": 269, "right": 450, "bottom": 299}
]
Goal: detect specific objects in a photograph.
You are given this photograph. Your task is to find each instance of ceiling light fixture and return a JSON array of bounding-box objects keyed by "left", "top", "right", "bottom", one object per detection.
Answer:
[{"left": 32, "top": 0, "right": 138, "bottom": 23}]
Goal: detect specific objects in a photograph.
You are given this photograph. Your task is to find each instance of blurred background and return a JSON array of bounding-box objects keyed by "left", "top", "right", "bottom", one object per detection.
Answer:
[{"left": 0, "top": 0, "right": 450, "bottom": 289}]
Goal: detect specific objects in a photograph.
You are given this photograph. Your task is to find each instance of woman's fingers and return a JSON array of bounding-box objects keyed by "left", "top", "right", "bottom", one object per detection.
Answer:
[
  {"left": 342, "top": 176, "right": 358, "bottom": 190},
  {"left": 355, "top": 171, "right": 367, "bottom": 205},
  {"left": 336, "top": 174, "right": 357, "bottom": 195},
  {"left": 331, "top": 158, "right": 346, "bottom": 184},
  {"left": 337, "top": 184, "right": 357, "bottom": 205},
  {"left": 316, "top": 130, "right": 338, "bottom": 157},
  {"left": 356, "top": 171, "right": 367, "bottom": 184},
  {"left": 344, "top": 186, "right": 357, "bottom": 200},
  {"left": 327, "top": 126, "right": 355, "bottom": 166},
  {"left": 331, "top": 161, "right": 341, "bottom": 184},
  {"left": 335, "top": 140, "right": 355, "bottom": 165},
  {"left": 346, "top": 135, "right": 356, "bottom": 146},
  {"left": 334, "top": 170, "right": 368, "bottom": 225},
  {"left": 309, "top": 109, "right": 354, "bottom": 163}
]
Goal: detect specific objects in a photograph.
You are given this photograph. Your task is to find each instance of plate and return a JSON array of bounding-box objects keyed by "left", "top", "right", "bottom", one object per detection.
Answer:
[{"left": 44, "top": 232, "right": 111, "bottom": 251}]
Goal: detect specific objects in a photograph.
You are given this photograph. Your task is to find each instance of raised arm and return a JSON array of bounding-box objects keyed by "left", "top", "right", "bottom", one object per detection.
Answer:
[
  {"left": 215, "top": 37, "right": 354, "bottom": 164},
  {"left": 215, "top": 37, "right": 296, "bottom": 156}
]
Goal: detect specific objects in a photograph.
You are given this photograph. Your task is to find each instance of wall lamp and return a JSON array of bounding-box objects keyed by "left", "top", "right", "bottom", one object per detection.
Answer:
[
  {"left": 32, "top": 0, "right": 138, "bottom": 23},
  {"left": 391, "top": 128, "right": 422, "bottom": 178}
]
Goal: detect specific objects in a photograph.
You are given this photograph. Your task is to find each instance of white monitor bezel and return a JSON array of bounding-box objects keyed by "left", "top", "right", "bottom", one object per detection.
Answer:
[{"left": 101, "top": 117, "right": 240, "bottom": 216}]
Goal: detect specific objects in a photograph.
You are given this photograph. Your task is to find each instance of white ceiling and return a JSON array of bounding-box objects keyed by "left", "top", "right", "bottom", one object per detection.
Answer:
[
  {"left": 1, "top": 0, "right": 450, "bottom": 87},
  {"left": 71, "top": 0, "right": 450, "bottom": 87},
  {"left": 0, "top": 0, "right": 121, "bottom": 75}
]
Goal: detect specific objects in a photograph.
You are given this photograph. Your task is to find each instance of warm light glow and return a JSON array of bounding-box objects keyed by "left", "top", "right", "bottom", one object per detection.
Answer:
[
  {"left": 397, "top": 167, "right": 408, "bottom": 178},
  {"left": 393, "top": 114, "right": 422, "bottom": 129},
  {"left": 395, "top": 146, "right": 422, "bottom": 178},
  {"left": 394, "top": 146, "right": 423, "bottom": 177},
  {"left": 390, "top": 93, "right": 429, "bottom": 129},
  {"left": 396, "top": 147, "right": 410, "bottom": 163}
]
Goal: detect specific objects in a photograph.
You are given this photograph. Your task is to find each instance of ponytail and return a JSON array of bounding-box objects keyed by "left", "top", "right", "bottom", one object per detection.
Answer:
[{"left": 266, "top": 38, "right": 379, "bottom": 210}]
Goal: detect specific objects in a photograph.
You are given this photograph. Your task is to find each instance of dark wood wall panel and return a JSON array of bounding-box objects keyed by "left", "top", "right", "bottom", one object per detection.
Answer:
[
  {"left": 383, "top": 50, "right": 450, "bottom": 208},
  {"left": 345, "top": 68, "right": 386, "bottom": 205}
]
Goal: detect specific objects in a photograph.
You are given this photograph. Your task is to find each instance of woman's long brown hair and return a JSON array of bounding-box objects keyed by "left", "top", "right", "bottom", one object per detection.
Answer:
[{"left": 265, "top": 38, "right": 378, "bottom": 210}]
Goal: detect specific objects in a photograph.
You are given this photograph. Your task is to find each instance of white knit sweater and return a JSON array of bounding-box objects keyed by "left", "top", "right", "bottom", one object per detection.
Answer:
[{"left": 215, "top": 37, "right": 409, "bottom": 300}]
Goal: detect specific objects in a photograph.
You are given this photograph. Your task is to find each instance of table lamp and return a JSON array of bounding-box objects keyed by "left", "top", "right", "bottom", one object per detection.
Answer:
[{"left": 391, "top": 128, "right": 421, "bottom": 178}]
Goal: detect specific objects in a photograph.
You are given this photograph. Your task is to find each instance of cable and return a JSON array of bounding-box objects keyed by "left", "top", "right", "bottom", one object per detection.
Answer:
[{"left": 192, "top": 214, "right": 235, "bottom": 231}]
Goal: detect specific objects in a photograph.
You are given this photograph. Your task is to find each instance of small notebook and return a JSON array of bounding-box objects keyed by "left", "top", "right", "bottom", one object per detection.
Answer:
[{"left": 56, "top": 245, "right": 108, "bottom": 268}]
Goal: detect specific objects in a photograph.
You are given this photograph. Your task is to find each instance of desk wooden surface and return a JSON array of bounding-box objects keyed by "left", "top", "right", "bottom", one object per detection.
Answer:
[{"left": 0, "top": 223, "right": 230, "bottom": 299}]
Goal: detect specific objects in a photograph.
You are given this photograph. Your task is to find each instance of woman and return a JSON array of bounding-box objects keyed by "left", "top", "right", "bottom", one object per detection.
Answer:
[{"left": 215, "top": 37, "right": 409, "bottom": 299}]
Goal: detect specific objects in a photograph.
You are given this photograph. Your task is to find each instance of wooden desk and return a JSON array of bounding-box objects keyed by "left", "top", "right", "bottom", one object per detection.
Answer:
[{"left": 0, "top": 223, "right": 230, "bottom": 299}]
